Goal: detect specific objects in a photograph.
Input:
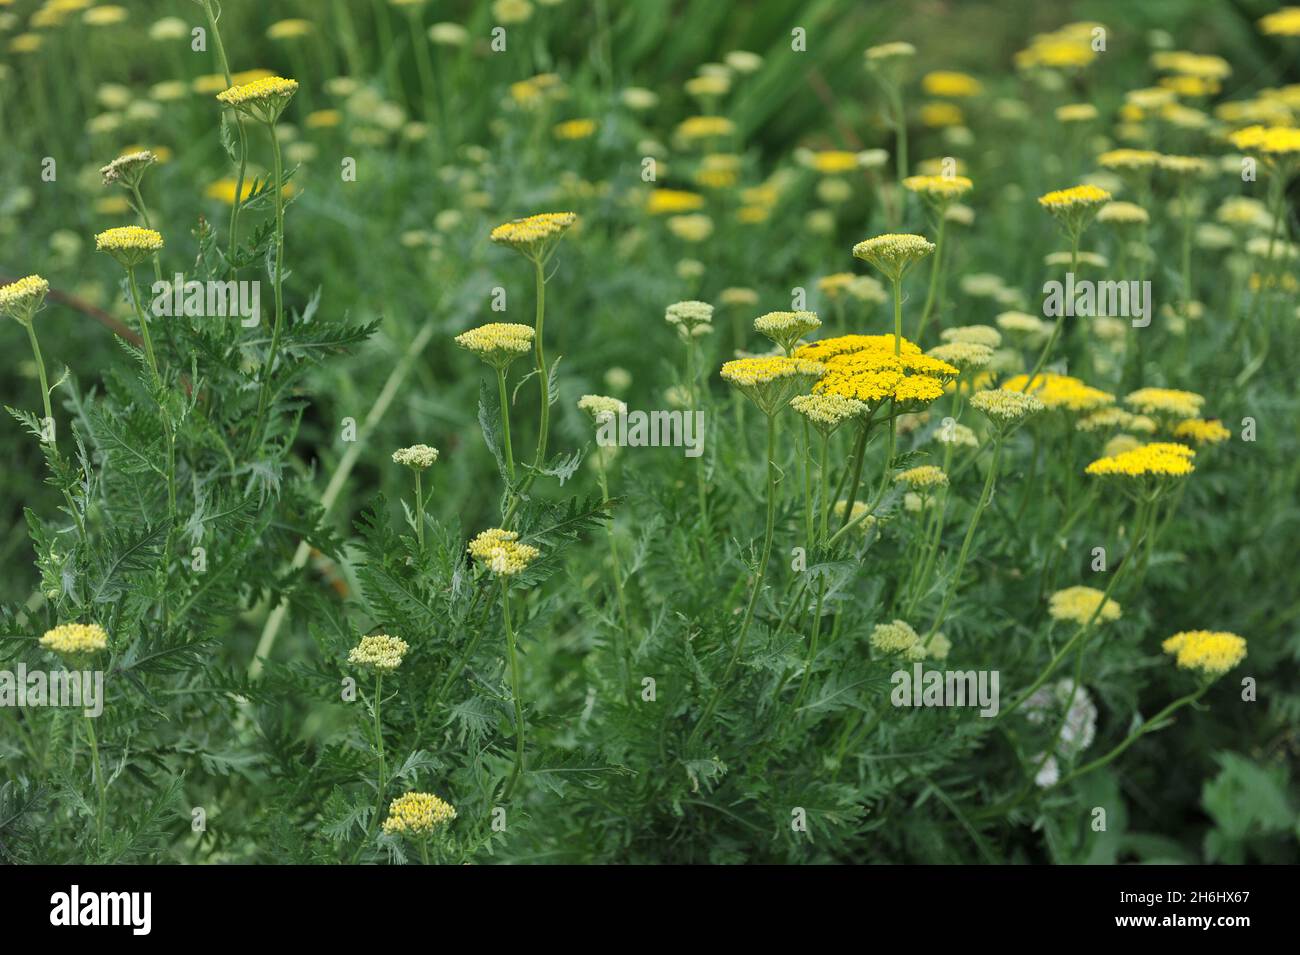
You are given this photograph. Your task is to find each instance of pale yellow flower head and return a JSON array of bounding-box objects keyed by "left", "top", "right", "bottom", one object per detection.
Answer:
[
  {"left": 754, "top": 310, "right": 820, "bottom": 353},
  {"left": 382, "top": 791, "right": 457, "bottom": 836},
  {"left": 927, "top": 341, "right": 992, "bottom": 371},
  {"left": 789, "top": 393, "right": 866, "bottom": 434},
  {"left": 1048, "top": 586, "right": 1121, "bottom": 626},
  {"left": 392, "top": 445, "right": 439, "bottom": 470},
  {"left": 95, "top": 226, "right": 164, "bottom": 268},
  {"left": 577, "top": 394, "right": 627, "bottom": 424},
  {"left": 100, "top": 149, "right": 157, "bottom": 188},
  {"left": 455, "top": 323, "right": 535, "bottom": 370},
  {"left": 895, "top": 465, "right": 948, "bottom": 491},
  {"left": 0, "top": 274, "right": 50, "bottom": 325},
  {"left": 1124, "top": 387, "right": 1204, "bottom": 419},
  {"left": 348, "top": 634, "right": 409, "bottom": 672},
  {"left": 870, "top": 619, "right": 920, "bottom": 655},
  {"left": 852, "top": 233, "right": 936, "bottom": 282},
  {"left": 970, "top": 387, "right": 1045, "bottom": 425},
  {"left": 902, "top": 174, "right": 973, "bottom": 208},
  {"left": 40, "top": 623, "right": 109, "bottom": 657},
  {"left": 1038, "top": 184, "right": 1112, "bottom": 234},
  {"left": 468, "top": 528, "right": 539, "bottom": 576},
  {"left": 1097, "top": 201, "right": 1149, "bottom": 226},
  {"left": 1162, "top": 630, "right": 1246, "bottom": 676}
]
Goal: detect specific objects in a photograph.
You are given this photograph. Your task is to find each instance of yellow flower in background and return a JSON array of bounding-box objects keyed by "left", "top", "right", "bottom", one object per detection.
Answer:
[
  {"left": 922, "top": 70, "right": 982, "bottom": 97},
  {"left": 1097, "top": 201, "right": 1149, "bottom": 226},
  {"left": 903, "top": 174, "right": 973, "bottom": 207},
  {"left": 754, "top": 310, "right": 820, "bottom": 352},
  {"left": 1162, "top": 630, "right": 1247, "bottom": 676},
  {"left": 1124, "top": 387, "right": 1204, "bottom": 419},
  {"left": 676, "top": 115, "right": 735, "bottom": 142},
  {"left": 40, "top": 623, "right": 109, "bottom": 657},
  {"left": 267, "top": 19, "right": 313, "bottom": 40},
  {"left": 306, "top": 109, "right": 343, "bottom": 129},
  {"left": 1097, "top": 148, "right": 1162, "bottom": 171},
  {"left": 895, "top": 465, "right": 949, "bottom": 490},
  {"left": 1048, "top": 586, "right": 1121, "bottom": 626},
  {"left": 795, "top": 333, "right": 921, "bottom": 362},
  {"left": 806, "top": 150, "right": 860, "bottom": 175},
  {"left": 206, "top": 178, "right": 298, "bottom": 205},
  {"left": 1002, "top": 372, "right": 1114, "bottom": 414},
  {"left": 1038, "top": 184, "right": 1111, "bottom": 235},
  {"left": 667, "top": 213, "right": 714, "bottom": 243},
  {"left": 1172, "top": 418, "right": 1230, "bottom": 446},
  {"left": 1055, "top": 103, "right": 1099, "bottom": 123},
  {"left": 83, "top": 5, "right": 128, "bottom": 26},
  {"left": 1259, "top": 7, "right": 1300, "bottom": 37},
  {"left": 646, "top": 189, "right": 705, "bottom": 215},
  {"left": 1085, "top": 442, "right": 1195, "bottom": 479},
  {"left": 554, "top": 118, "right": 597, "bottom": 140},
  {"left": 920, "top": 102, "right": 964, "bottom": 127},
  {"left": 789, "top": 393, "right": 867, "bottom": 433},
  {"left": 969, "top": 388, "right": 1045, "bottom": 424}
]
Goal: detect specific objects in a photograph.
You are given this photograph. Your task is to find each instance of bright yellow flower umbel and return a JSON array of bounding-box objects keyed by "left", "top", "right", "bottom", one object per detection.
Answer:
[
  {"left": 646, "top": 189, "right": 705, "bottom": 215},
  {"left": 216, "top": 75, "right": 299, "bottom": 123},
  {"left": 794, "top": 333, "right": 921, "bottom": 362},
  {"left": 1124, "top": 387, "right": 1204, "bottom": 420},
  {"left": 1161, "top": 630, "right": 1247, "bottom": 676},
  {"left": 1172, "top": 418, "right": 1231, "bottom": 446},
  {"left": 1048, "top": 586, "right": 1121, "bottom": 626},
  {"left": 95, "top": 226, "right": 164, "bottom": 268},
  {"left": 0, "top": 275, "right": 50, "bottom": 325},
  {"left": 455, "top": 322, "right": 535, "bottom": 370},
  {"left": 1038, "top": 184, "right": 1112, "bottom": 235},
  {"left": 468, "top": 528, "right": 540, "bottom": 576},
  {"left": 721, "top": 356, "right": 825, "bottom": 417},
  {"left": 1085, "top": 441, "right": 1195, "bottom": 480},
  {"left": 1001, "top": 373, "right": 1113, "bottom": 414},
  {"left": 40, "top": 623, "right": 109, "bottom": 657},
  {"left": 922, "top": 70, "right": 982, "bottom": 97},
  {"left": 1259, "top": 6, "right": 1300, "bottom": 37},
  {"left": 382, "top": 791, "right": 457, "bottom": 836},
  {"left": 490, "top": 212, "right": 577, "bottom": 260}
]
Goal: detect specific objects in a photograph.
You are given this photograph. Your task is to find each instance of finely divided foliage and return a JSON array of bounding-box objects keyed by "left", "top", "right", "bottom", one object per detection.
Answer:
[{"left": 0, "top": 2, "right": 1294, "bottom": 866}]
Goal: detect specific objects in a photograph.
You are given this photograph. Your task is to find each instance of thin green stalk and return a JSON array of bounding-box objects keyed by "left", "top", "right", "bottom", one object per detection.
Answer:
[
  {"left": 1025, "top": 231, "right": 1079, "bottom": 391},
  {"left": 690, "top": 412, "right": 779, "bottom": 745},
  {"left": 413, "top": 470, "right": 425, "bottom": 553},
  {"left": 801, "top": 419, "right": 814, "bottom": 548},
  {"left": 818, "top": 432, "right": 831, "bottom": 544},
  {"left": 200, "top": 0, "right": 249, "bottom": 276},
  {"left": 496, "top": 366, "right": 516, "bottom": 481},
  {"left": 501, "top": 577, "right": 527, "bottom": 800},
  {"left": 915, "top": 215, "right": 947, "bottom": 340},
  {"left": 85, "top": 716, "right": 105, "bottom": 855},
  {"left": 1055, "top": 686, "right": 1209, "bottom": 788},
  {"left": 597, "top": 452, "right": 633, "bottom": 705},
  {"left": 925, "top": 437, "right": 1004, "bottom": 641},
  {"left": 252, "top": 125, "right": 287, "bottom": 446}
]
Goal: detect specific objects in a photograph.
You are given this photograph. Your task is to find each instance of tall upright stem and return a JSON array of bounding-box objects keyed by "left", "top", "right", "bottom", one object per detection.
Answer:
[
  {"left": 252, "top": 126, "right": 286, "bottom": 446},
  {"left": 501, "top": 578, "right": 527, "bottom": 800},
  {"left": 530, "top": 257, "right": 549, "bottom": 472}
]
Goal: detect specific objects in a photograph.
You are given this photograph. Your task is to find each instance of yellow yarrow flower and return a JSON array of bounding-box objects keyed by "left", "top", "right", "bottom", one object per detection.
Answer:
[
  {"left": 490, "top": 212, "right": 577, "bottom": 258},
  {"left": 1124, "top": 387, "right": 1204, "bottom": 419},
  {"left": 675, "top": 115, "right": 735, "bottom": 142},
  {"left": 0, "top": 274, "right": 50, "bottom": 325},
  {"left": 646, "top": 189, "right": 705, "bottom": 215},
  {"left": 39, "top": 623, "right": 108, "bottom": 657},
  {"left": 754, "top": 310, "right": 821, "bottom": 353},
  {"left": 1039, "top": 184, "right": 1112, "bottom": 234},
  {"left": 1162, "top": 630, "right": 1246, "bottom": 676},
  {"left": 454, "top": 323, "right": 535, "bottom": 369},
  {"left": 468, "top": 528, "right": 539, "bottom": 576},
  {"left": 382, "top": 791, "right": 457, "bottom": 835},
  {"left": 870, "top": 619, "right": 922, "bottom": 656},
  {"left": 95, "top": 226, "right": 164, "bottom": 268},
  {"left": 926, "top": 341, "right": 992, "bottom": 371},
  {"left": 348, "top": 634, "right": 410, "bottom": 672},
  {"left": 1002, "top": 373, "right": 1114, "bottom": 414},
  {"left": 554, "top": 118, "right": 597, "bottom": 140},
  {"left": 789, "top": 393, "right": 867, "bottom": 434},
  {"left": 100, "top": 149, "right": 157, "bottom": 188},
  {"left": 577, "top": 394, "right": 627, "bottom": 423},
  {"left": 895, "top": 465, "right": 948, "bottom": 490},
  {"left": 902, "top": 174, "right": 973, "bottom": 209},
  {"left": 794, "top": 333, "right": 921, "bottom": 362},
  {"left": 1259, "top": 7, "right": 1300, "bottom": 37},
  {"left": 852, "top": 233, "right": 936, "bottom": 282},
  {"left": 1172, "top": 418, "right": 1230, "bottom": 446},
  {"left": 922, "top": 70, "right": 982, "bottom": 98},
  {"left": 721, "top": 356, "right": 825, "bottom": 416},
  {"left": 1048, "top": 586, "right": 1121, "bottom": 626},
  {"left": 806, "top": 150, "right": 860, "bottom": 175},
  {"left": 1097, "top": 201, "right": 1149, "bottom": 226},
  {"left": 1085, "top": 442, "right": 1195, "bottom": 479},
  {"left": 216, "top": 75, "right": 298, "bottom": 123},
  {"left": 969, "top": 388, "right": 1045, "bottom": 424}
]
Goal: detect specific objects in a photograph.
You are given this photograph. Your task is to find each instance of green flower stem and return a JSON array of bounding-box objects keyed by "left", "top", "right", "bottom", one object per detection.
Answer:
[
  {"left": 252, "top": 124, "right": 287, "bottom": 447},
  {"left": 127, "top": 183, "right": 165, "bottom": 286},
  {"left": 124, "top": 267, "right": 161, "bottom": 384},
  {"left": 1025, "top": 230, "right": 1080, "bottom": 390},
  {"left": 835, "top": 420, "right": 870, "bottom": 530},
  {"left": 125, "top": 267, "right": 176, "bottom": 527},
  {"left": 999, "top": 494, "right": 1156, "bottom": 722},
  {"left": 25, "top": 321, "right": 53, "bottom": 435},
  {"left": 200, "top": 0, "right": 249, "bottom": 276},
  {"left": 495, "top": 367, "right": 516, "bottom": 481},
  {"left": 924, "top": 435, "right": 1004, "bottom": 642},
  {"left": 530, "top": 256, "right": 550, "bottom": 473},
  {"left": 597, "top": 452, "right": 634, "bottom": 705},
  {"left": 869, "top": 407, "right": 897, "bottom": 509},
  {"left": 1054, "top": 685, "right": 1209, "bottom": 788},
  {"left": 792, "top": 573, "right": 828, "bottom": 712},
  {"left": 501, "top": 576, "right": 527, "bottom": 800},
  {"left": 413, "top": 470, "right": 426, "bottom": 553},
  {"left": 801, "top": 418, "right": 815, "bottom": 548},
  {"left": 690, "top": 412, "right": 779, "bottom": 746},
  {"left": 818, "top": 431, "right": 831, "bottom": 544},
  {"left": 84, "top": 715, "right": 105, "bottom": 855},
  {"left": 915, "top": 215, "right": 948, "bottom": 340},
  {"left": 891, "top": 275, "right": 903, "bottom": 352},
  {"left": 351, "top": 673, "right": 387, "bottom": 862}
]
